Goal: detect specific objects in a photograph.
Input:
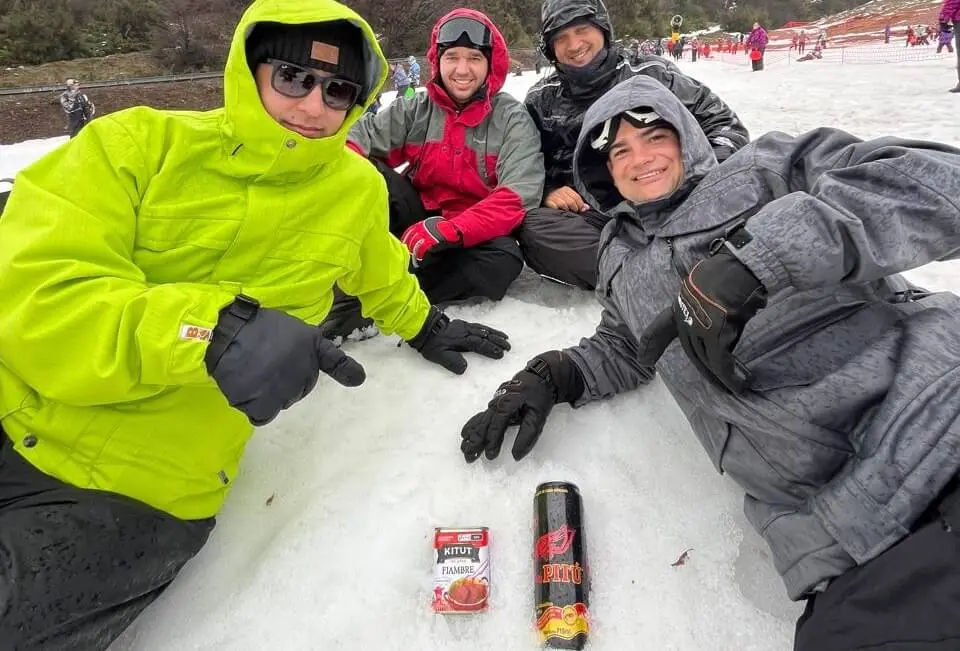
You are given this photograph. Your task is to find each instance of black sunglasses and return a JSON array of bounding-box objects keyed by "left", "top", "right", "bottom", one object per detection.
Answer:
[{"left": 267, "top": 59, "right": 362, "bottom": 110}]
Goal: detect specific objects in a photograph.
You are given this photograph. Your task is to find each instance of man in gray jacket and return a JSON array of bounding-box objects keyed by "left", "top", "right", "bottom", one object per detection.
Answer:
[{"left": 460, "top": 75, "right": 960, "bottom": 649}]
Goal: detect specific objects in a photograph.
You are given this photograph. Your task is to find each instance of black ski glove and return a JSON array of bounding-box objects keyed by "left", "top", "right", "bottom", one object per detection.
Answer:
[
  {"left": 639, "top": 246, "right": 767, "bottom": 393},
  {"left": 407, "top": 306, "right": 510, "bottom": 374},
  {"left": 460, "top": 351, "right": 584, "bottom": 462},
  {"left": 205, "top": 295, "right": 366, "bottom": 426}
]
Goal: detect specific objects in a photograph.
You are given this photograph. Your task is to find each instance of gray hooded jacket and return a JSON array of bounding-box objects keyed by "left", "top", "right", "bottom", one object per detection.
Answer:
[{"left": 566, "top": 75, "right": 960, "bottom": 599}]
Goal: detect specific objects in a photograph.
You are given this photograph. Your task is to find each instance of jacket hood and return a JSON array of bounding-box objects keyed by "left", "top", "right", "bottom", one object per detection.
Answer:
[
  {"left": 540, "top": 0, "right": 614, "bottom": 60},
  {"left": 573, "top": 75, "right": 718, "bottom": 213},
  {"left": 222, "top": 0, "right": 387, "bottom": 179},
  {"left": 426, "top": 8, "right": 509, "bottom": 122}
]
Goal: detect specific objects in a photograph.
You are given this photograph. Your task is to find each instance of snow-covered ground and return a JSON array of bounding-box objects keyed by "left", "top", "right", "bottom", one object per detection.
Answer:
[{"left": 1, "top": 52, "right": 959, "bottom": 651}]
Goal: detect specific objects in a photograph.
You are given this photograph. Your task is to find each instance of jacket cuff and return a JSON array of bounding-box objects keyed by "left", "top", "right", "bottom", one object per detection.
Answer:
[{"left": 724, "top": 220, "right": 792, "bottom": 296}]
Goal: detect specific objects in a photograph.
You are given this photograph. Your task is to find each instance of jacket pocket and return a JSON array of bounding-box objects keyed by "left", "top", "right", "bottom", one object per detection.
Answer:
[
  {"left": 266, "top": 229, "right": 360, "bottom": 269},
  {"left": 136, "top": 215, "right": 240, "bottom": 253}
]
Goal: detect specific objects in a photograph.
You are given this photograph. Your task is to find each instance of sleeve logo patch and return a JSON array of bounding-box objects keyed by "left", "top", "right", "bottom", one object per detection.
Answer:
[{"left": 179, "top": 324, "right": 212, "bottom": 341}]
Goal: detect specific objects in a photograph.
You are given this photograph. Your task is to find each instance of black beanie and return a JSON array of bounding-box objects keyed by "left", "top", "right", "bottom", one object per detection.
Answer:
[{"left": 246, "top": 20, "right": 366, "bottom": 87}]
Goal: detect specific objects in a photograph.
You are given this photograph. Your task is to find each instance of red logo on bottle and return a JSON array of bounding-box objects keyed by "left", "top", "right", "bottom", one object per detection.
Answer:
[{"left": 535, "top": 525, "right": 576, "bottom": 560}]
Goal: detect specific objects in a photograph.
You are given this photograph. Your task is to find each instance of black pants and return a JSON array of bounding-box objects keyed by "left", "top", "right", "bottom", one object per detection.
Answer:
[
  {"left": 67, "top": 113, "right": 88, "bottom": 139},
  {"left": 794, "top": 480, "right": 960, "bottom": 650},
  {"left": 955, "top": 30, "right": 960, "bottom": 84},
  {"left": 0, "top": 431, "right": 214, "bottom": 651},
  {"left": 515, "top": 206, "right": 611, "bottom": 290},
  {"left": 374, "top": 160, "right": 523, "bottom": 305},
  {"left": 751, "top": 56, "right": 765, "bottom": 71}
]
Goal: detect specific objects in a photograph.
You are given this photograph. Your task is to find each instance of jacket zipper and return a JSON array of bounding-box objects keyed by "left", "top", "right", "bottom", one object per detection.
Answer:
[{"left": 664, "top": 238, "right": 686, "bottom": 276}]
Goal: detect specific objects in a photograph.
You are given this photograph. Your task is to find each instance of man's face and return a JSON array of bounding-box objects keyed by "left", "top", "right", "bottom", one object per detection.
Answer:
[
  {"left": 606, "top": 120, "right": 684, "bottom": 203},
  {"left": 552, "top": 22, "right": 605, "bottom": 67},
  {"left": 439, "top": 46, "right": 489, "bottom": 103},
  {"left": 254, "top": 62, "right": 349, "bottom": 139}
]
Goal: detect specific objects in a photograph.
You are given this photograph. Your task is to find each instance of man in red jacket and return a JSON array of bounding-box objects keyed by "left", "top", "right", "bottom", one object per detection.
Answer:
[
  {"left": 941, "top": 0, "right": 960, "bottom": 91},
  {"left": 323, "top": 9, "right": 545, "bottom": 342}
]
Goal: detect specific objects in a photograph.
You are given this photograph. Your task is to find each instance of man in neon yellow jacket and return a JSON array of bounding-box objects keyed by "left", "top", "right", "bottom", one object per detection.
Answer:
[{"left": 0, "top": 0, "right": 509, "bottom": 647}]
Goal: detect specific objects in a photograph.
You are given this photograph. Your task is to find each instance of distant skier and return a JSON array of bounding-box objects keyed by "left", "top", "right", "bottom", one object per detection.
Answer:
[
  {"left": 59, "top": 78, "right": 95, "bottom": 138},
  {"left": 746, "top": 22, "right": 768, "bottom": 71},
  {"left": 941, "top": 0, "right": 960, "bottom": 91},
  {"left": 393, "top": 61, "right": 410, "bottom": 95},
  {"left": 408, "top": 55, "right": 421, "bottom": 86},
  {"left": 938, "top": 22, "right": 955, "bottom": 54}
]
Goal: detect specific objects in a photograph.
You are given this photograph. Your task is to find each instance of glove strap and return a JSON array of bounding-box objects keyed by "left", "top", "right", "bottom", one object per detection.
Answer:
[
  {"left": 407, "top": 307, "right": 447, "bottom": 351},
  {"left": 708, "top": 220, "right": 753, "bottom": 255},
  {"left": 525, "top": 357, "right": 552, "bottom": 383},
  {"left": 205, "top": 294, "right": 260, "bottom": 372},
  {"left": 527, "top": 352, "right": 586, "bottom": 404}
]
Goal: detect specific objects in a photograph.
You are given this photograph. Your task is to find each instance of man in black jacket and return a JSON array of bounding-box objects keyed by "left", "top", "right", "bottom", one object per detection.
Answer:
[{"left": 516, "top": 0, "right": 750, "bottom": 289}]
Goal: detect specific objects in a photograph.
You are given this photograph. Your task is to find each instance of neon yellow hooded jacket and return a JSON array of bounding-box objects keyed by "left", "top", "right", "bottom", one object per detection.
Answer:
[{"left": 0, "top": 0, "right": 430, "bottom": 520}]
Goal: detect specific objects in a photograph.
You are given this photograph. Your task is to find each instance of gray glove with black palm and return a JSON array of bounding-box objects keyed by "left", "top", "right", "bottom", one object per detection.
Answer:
[{"left": 206, "top": 295, "right": 366, "bottom": 426}]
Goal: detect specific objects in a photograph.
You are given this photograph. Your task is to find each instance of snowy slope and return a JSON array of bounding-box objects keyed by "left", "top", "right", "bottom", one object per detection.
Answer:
[{"left": 1, "top": 55, "right": 959, "bottom": 651}]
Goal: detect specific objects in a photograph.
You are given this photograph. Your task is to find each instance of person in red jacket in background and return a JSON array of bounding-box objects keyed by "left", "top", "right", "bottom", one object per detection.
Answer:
[{"left": 324, "top": 9, "right": 545, "bottom": 342}]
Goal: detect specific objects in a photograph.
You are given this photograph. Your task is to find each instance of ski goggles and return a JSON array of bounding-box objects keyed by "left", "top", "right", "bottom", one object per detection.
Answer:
[
  {"left": 267, "top": 59, "right": 362, "bottom": 110},
  {"left": 436, "top": 17, "right": 492, "bottom": 50},
  {"left": 590, "top": 109, "right": 672, "bottom": 151}
]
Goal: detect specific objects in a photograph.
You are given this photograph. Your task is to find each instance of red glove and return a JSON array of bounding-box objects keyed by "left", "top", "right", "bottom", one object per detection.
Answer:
[{"left": 400, "top": 217, "right": 463, "bottom": 266}]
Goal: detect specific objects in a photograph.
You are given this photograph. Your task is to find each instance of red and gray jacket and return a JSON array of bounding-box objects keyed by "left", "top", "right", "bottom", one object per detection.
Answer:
[{"left": 347, "top": 9, "right": 545, "bottom": 247}]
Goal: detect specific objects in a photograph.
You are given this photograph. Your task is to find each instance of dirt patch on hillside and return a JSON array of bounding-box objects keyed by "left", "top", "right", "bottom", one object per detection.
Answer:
[
  {"left": 0, "top": 78, "right": 224, "bottom": 145},
  {"left": 0, "top": 52, "right": 176, "bottom": 89},
  {"left": 767, "top": 0, "right": 942, "bottom": 46}
]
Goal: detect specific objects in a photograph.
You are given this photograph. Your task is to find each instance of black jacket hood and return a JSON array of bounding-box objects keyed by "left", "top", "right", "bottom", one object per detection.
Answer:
[{"left": 539, "top": 0, "right": 614, "bottom": 61}]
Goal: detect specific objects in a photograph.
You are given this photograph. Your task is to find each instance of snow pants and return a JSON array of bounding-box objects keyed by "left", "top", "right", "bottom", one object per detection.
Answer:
[
  {"left": 515, "top": 207, "right": 612, "bottom": 290},
  {"left": 794, "top": 478, "right": 960, "bottom": 650},
  {"left": 0, "top": 430, "right": 214, "bottom": 651},
  {"left": 374, "top": 159, "right": 523, "bottom": 304},
  {"left": 67, "top": 112, "right": 88, "bottom": 139}
]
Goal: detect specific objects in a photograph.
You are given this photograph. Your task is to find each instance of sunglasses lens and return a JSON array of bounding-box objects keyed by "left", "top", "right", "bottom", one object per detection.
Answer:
[
  {"left": 271, "top": 63, "right": 313, "bottom": 98},
  {"left": 322, "top": 79, "right": 360, "bottom": 110},
  {"left": 268, "top": 60, "right": 361, "bottom": 110}
]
